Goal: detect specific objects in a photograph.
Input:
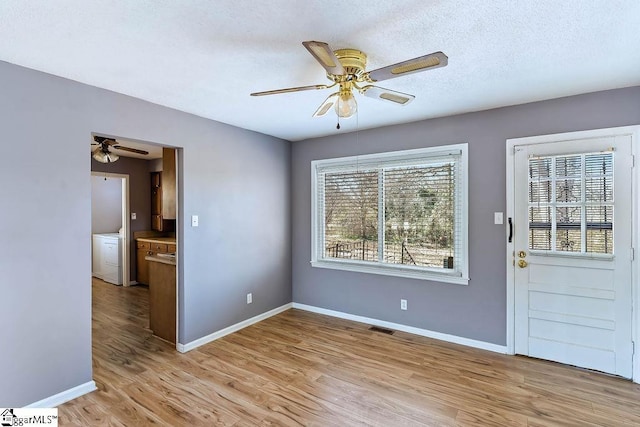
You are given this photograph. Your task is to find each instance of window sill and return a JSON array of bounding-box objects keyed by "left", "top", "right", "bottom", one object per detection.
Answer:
[{"left": 310, "top": 259, "right": 469, "bottom": 285}]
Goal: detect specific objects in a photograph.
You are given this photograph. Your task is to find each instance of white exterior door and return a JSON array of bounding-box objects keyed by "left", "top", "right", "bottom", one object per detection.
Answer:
[{"left": 513, "top": 134, "right": 633, "bottom": 378}]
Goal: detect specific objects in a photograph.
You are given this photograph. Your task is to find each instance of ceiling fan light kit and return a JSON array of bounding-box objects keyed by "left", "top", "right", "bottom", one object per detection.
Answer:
[
  {"left": 251, "top": 41, "right": 448, "bottom": 122},
  {"left": 336, "top": 88, "right": 358, "bottom": 118},
  {"left": 92, "top": 147, "right": 119, "bottom": 163}
]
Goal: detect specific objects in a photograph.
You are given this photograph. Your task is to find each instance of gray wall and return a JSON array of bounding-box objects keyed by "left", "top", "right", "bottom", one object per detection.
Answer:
[
  {"left": 91, "top": 174, "right": 122, "bottom": 234},
  {"left": 92, "top": 156, "right": 153, "bottom": 280},
  {"left": 292, "top": 86, "right": 640, "bottom": 346},
  {"left": 0, "top": 60, "right": 291, "bottom": 407}
]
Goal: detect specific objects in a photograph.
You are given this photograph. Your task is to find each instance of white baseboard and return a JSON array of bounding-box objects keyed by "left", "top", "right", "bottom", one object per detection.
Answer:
[
  {"left": 176, "top": 301, "right": 507, "bottom": 355},
  {"left": 27, "top": 381, "right": 97, "bottom": 408},
  {"left": 292, "top": 303, "right": 508, "bottom": 354},
  {"left": 177, "top": 303, "right": 293, "bottom": 353}
]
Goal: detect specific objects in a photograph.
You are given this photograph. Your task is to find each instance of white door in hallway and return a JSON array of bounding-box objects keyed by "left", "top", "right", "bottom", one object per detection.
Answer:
[{"left": 513, "top": 133, "right": 633, "bottom": 378}]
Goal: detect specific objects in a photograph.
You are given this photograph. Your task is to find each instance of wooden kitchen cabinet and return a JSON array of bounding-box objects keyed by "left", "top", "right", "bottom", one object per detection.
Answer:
[
  {"left": 136, "top": 239, "right": 175, "bottom": 285},
  {"left": 150, "top": 148, "right": 176, "bottom": 231},
  {"left": 162, "top": 148, "right": 176, "bottom": 220},
  {"left": 151, "top": 172, "right": 162, "bottom": 214},
  {"left": 136, "top": 241, "right": 152, "bottom": 285},
  {"left": 151, "top": 215, "right": 163, "bottom": 231},
  {"left": 150, "top": 172, "right": 164, "bottom": 232},
  {"left": 147, "top": 256, "right": 176, "bottom": 343}
]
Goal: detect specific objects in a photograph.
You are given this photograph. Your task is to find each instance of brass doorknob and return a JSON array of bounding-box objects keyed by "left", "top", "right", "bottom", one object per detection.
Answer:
[{"left": 518, "top": 259, "right": 528, "bottom": 268}]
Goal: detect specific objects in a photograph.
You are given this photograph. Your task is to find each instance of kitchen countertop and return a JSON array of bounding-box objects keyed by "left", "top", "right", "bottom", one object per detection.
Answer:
[
  {"left": 137, "top": 237, "right": 176, "bottom": 244},
  {"left": 145, "top": 254, "right": 177, "bottom": 266}
]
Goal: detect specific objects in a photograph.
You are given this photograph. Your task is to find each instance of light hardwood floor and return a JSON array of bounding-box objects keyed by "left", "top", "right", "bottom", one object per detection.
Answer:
[{"left": 60, "top": 279, "right": 640, "bottom": 426}]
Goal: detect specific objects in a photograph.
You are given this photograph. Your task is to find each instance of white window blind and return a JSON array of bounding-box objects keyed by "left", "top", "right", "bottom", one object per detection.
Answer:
[
  {"left": 311, "top": 144, "right": 469, "bottom": 284},
  {"left": 528, "top": 151, "right": 614, "bottom": 255}
]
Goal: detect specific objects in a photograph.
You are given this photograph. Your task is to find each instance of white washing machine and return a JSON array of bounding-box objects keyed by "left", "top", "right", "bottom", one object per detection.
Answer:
[{"left": 92, "top": 233, "right": 123, "bottom": 285}]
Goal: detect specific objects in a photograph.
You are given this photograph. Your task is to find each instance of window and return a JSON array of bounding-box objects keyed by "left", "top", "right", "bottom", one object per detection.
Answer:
[
  {"left": 528, "top": 151, "right": 614, "bottom": 255},
  {"left": 311, "top": 144, "right": 468, "bottom": 284}
]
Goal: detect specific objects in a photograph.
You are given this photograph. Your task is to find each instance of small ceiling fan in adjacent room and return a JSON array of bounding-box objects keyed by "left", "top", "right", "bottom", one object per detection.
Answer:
[
  {"left": 91, "top": 136, "right": 149, "bottom": 163},
  {"left": 251, "top": 41, "right": 448, "bottom": 122}
]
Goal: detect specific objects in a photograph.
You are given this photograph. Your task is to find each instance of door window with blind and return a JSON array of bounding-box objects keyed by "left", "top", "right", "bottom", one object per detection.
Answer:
[
  {"left": 311, "top": 144, "right": 469, "bottom": 284},
  {"left": 528, "top": 151, "right": 614, "bottom": 256}
]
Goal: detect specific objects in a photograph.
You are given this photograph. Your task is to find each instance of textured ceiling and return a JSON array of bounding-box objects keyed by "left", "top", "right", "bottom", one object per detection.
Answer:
[{"left": 1, "top": 1, "right": 639, "bottom": 142}]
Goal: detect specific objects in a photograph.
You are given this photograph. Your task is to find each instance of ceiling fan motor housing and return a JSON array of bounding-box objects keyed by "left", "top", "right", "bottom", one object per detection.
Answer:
[{"left": 331, "top": 49, "right": 367, "bottom": 80}]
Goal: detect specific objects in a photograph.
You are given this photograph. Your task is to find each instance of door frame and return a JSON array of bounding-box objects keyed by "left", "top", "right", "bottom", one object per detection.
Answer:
[
  {"left": 506, "top": 125, "right": 640, "bottom": 382},
  {"left": 90, "top": 171, "right": 130, "bottom": 286}
]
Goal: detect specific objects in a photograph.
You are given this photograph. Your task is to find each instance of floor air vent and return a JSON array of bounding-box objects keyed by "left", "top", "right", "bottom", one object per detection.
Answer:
[{"left": 369, "top": 326, "right": 394, "bottom": 335}]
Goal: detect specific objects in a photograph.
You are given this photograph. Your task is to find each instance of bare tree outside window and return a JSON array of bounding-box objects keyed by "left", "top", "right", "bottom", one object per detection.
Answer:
[
  {"left": 324, "top": 170, "right": 379, "bottom": 261},
  {"left": 322, "top": 161, "right": 458, "bottom": 269}
]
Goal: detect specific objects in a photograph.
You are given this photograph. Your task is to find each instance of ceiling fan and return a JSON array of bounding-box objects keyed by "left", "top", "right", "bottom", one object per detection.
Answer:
[
  {"left": 91, "top": 136, "right": 149, "bottom": 163},
  {"left": 251, "top": 41, "right": 448, "bottom": 122}
]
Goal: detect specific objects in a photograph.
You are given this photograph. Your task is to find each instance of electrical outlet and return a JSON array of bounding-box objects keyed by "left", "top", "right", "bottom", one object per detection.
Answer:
[
  {"left": 131, "top": 212, "right": 137, "bottom": 220},
  {"left": 494, "top": 212, "right": 504, "bottom": 225},
  {"left": 247, "top": 293, "right": 252, "bottom": 304},
  {"left": 400, "top": 299, "right": 407, "bottom": 310}
]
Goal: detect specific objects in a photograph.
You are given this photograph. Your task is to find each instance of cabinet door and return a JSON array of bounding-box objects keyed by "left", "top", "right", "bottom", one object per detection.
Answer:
[
  {"left": 162, "top": 148, "right": 176, "bottom": 220},
  {"left": 151, "top": 171, "right": 161, "bottom": 188},
  {"left": 136, "top": 248, "right": 150, "bottom": 285},
  {"left": 151, "top": 172, "right": 162, "bottom": 216},
  {"left": 149, "top": 261, "right": 176, "bottom": 343},
  {"left": 151, "top": 214, "right": 163, "bottom": 231}
]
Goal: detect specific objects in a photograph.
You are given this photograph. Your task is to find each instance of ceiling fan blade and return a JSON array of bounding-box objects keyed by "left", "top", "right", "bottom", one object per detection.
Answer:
[
  {"left": 361, "top": 85, "right": 415, "bottom": 105},
  {"left": 313, "top": 92, "right": 339, "bottom": 117},
  {"left": 302, "top": 41, "right": 345, "bottom": 75},
  {"left": 113, "top": 145, "right": 149, "bottom": 155},
  {"left": 251, "top": 84, "right": 330, "bottom": 96},
  {"left": 94, "top": 136, "right": 118, "bottom": 145},
  {"left": 365, "top": 51, "right": 448, "bottom": 82}
]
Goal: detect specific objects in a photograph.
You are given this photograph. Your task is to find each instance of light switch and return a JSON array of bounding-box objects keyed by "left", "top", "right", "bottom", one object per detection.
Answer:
[
  {"left": 191, "top": 215, "right": 199, "bottom": 227},
  {"left": 131, "top": 212, "right": 137, "bottom": 220},
  {"left": 494, "top": 212, "right": 504, "bottom": 225}
]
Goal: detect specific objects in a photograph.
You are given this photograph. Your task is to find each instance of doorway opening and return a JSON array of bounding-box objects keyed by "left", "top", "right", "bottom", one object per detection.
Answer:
[
  {"left": 89, "top": 134, "right": 181, "bottom": 349},
  {"left": 91, "top": 172, "right": 130, "bottom": 286}
]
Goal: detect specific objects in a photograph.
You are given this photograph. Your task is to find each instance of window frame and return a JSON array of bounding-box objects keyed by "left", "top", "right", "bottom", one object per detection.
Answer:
[{"left": 311, "top": 144, "right": 469, "bottom": 285}]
